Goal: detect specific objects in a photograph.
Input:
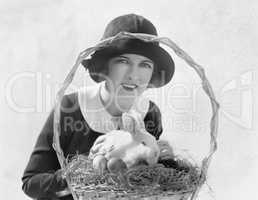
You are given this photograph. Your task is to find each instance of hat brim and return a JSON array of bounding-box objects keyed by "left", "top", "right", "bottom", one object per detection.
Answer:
[{"left": 82, "top": 39, "right": 175, "bottom": 88}]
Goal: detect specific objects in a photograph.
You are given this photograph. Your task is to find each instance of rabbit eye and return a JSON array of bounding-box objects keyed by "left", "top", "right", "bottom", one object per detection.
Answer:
[{"left": 141, "top": 141, "right": 146, "bottom": 146}]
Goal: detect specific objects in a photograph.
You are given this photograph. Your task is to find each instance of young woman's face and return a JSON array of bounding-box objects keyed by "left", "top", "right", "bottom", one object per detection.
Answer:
[{"left": 106, "top": 53, "right": 154, "bottom": 97}]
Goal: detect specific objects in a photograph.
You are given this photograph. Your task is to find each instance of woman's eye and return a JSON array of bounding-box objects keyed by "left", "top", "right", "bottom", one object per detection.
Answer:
[
  {"left": 116, "top": 59, "right": 129, "bottom": 64},
  {"left": 141, "top": 63, "right": 153, "bottom": 69}
]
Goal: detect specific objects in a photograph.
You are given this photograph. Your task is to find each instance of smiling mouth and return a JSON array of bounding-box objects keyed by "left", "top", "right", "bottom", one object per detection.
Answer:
[{"left": 121, "top": 83, "right": 138, "bottom": 91}]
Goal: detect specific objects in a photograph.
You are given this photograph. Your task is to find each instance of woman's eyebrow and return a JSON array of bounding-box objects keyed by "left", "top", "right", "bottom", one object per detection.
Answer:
[
  {"left": 116, "top": 55, "right": 129, "bottom": 59},
  {"left": 117, "top": 55, "right": 154, "bottom": 64}
]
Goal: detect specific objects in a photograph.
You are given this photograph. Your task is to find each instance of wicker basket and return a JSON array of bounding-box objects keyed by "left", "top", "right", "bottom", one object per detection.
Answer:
[{"left": 52, "top": 32, "right": 219, "bottom": 200}]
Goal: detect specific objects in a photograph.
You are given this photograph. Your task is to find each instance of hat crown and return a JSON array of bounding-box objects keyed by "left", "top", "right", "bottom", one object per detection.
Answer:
[{"left": 102, "top": 14, "right": 158, "bottom": 40}]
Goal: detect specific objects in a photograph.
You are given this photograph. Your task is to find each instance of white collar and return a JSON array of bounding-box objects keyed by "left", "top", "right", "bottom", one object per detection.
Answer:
[{"left": 78, "top": 81, "right": 150, "bottom": 133}]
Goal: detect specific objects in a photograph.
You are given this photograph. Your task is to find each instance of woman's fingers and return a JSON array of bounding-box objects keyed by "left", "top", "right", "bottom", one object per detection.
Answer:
[
  {"left": 90, "top": 143, "right": 115, "bottom": 159},
  {"left": 94, "top": 135, "right": 106, "bottom": 145},
  {"left": 90, "top": 143, "right": 103, "bottom": 154},
  {"left": 90, "top": 135, "right": 109, "bottom": 156}
]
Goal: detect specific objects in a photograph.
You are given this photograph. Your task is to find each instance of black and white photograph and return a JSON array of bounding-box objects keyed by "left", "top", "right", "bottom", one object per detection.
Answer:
[{"left": 1, "top": 1, "right": 257, "bottom": 199}]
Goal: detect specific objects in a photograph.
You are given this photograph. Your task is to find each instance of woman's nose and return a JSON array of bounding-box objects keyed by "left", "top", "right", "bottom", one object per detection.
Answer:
[{"left": 127, "top": 65, "right": 139, "bottom": 82}]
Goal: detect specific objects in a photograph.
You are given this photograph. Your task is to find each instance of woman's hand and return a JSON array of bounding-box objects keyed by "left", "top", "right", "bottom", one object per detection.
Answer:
[
  {"left": 89, "top": 135, "right": 107, "bottom": 156},
  {"left": 89, "top": 135, "right": 115, "bottom": 160},
  {"left": 157, "top": 140, "right": 174, "bottom": 159},
  {"left": 53, "top": 169, "right": 68, "bottom": 190}
]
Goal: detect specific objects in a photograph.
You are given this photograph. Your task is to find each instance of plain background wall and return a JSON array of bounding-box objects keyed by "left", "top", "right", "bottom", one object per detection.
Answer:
[{"left": 1, "top": 0, "right": 258, "bottom": 199}]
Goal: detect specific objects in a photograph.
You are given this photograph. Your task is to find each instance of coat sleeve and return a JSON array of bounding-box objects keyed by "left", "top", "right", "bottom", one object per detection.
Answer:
[
  {"left": 143, "top": 101, "right": 163, "bottom": 140},
  {"left": 21, "top": 94, "right": 75, "bottom": 199}
]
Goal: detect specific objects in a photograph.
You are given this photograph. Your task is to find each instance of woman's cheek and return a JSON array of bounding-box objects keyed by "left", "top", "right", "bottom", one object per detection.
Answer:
[
  {"left": 137, "top": 85, "right": 147, "bottom": 95},
  {"left": 106, "top": 73, "right": 122, "bottom": 90},
  {"left": 140, "top": 70, "right": 153, "bottom": 85},
  {"left": 110, "top": 65, "right": 128, "bottom": 83}
]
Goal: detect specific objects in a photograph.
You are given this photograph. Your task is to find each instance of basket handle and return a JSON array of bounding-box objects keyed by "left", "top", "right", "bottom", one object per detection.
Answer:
[
  {"left": 52, "top": 45, "right": 108, "bottom": 168},
  {"left": 53, "top": 32, "right": 220, "bottom": 200}
]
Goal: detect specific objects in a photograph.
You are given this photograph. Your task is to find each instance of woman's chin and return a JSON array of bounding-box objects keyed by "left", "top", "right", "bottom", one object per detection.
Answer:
[{"left": 114, "top": 98, "right": 135, "bottom": 112}]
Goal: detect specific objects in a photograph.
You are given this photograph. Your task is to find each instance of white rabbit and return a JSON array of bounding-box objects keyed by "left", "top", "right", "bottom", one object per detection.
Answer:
[{"left": 89, "top": 110, "right": 160, "bottom": 168}]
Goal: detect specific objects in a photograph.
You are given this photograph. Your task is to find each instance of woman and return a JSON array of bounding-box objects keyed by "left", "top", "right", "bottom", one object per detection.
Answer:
[{"left": 21, "top": 13, "right": 175, "bottom": 200}]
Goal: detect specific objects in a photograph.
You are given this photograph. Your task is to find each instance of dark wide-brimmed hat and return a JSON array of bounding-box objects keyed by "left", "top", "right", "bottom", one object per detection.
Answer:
[{"left": 82, "top": 14, "right": 175, "bottom": 88}]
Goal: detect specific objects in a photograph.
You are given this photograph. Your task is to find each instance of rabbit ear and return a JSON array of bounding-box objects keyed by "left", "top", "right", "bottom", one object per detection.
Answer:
[
  {"left": 130, "top": 110, "right": 145, "bottom": 130},
  {"left": 122, "top": 110, "right": 145, "bottom": 134},
  {"left": 121, "top": 112, "right": 137, "bottom": 134},
  {"left": 135, "top": 114, "right": 145, "bottom": 130}
]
